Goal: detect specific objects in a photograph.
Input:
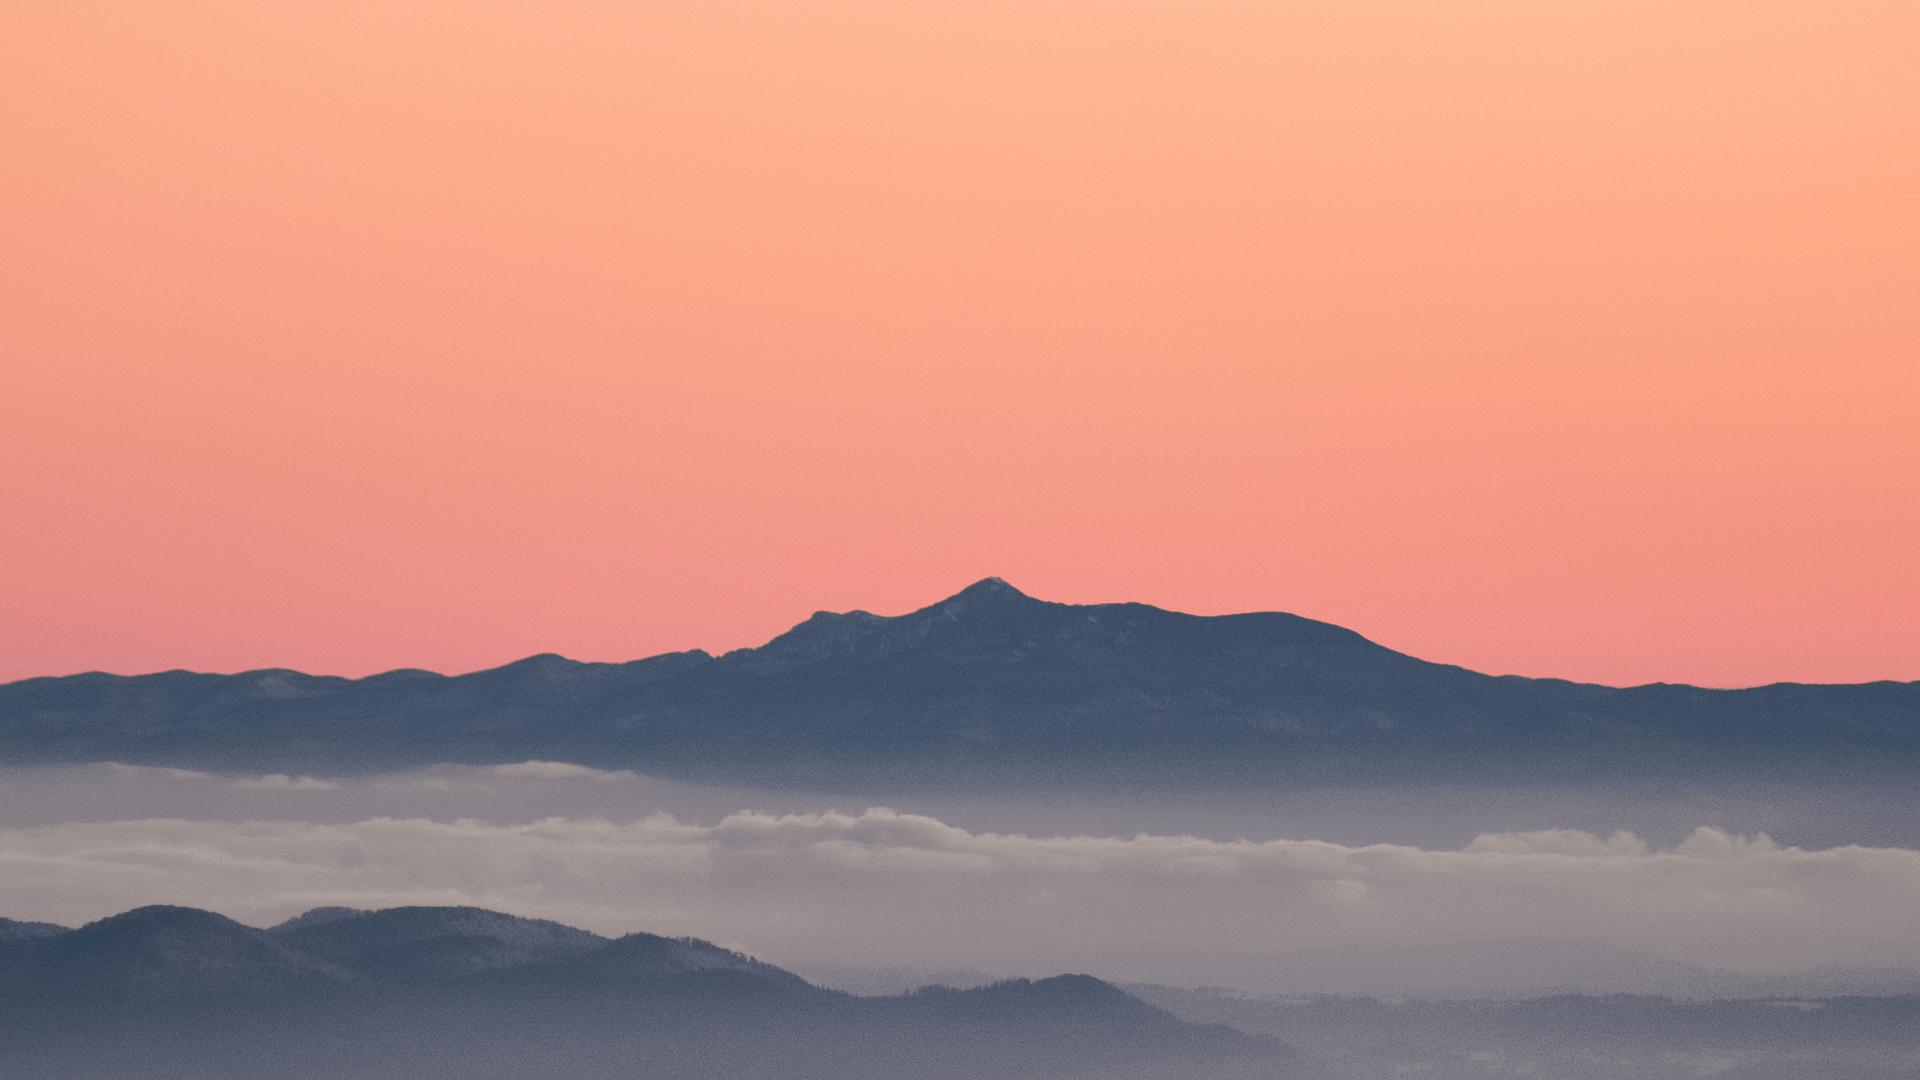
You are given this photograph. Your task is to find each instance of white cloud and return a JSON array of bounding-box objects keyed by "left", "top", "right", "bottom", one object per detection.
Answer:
[
  {"left": 486, "top": 761, "right": 636, "bottom": 782},
  {"left": 233, "top": 774, "right": 340, "bottom": 791},
  {"left": 1, "top": 810, "right": 1915, "bottom": 990},
  {"left": 103, "top": 763, "right": 211, "bottom": 782}
]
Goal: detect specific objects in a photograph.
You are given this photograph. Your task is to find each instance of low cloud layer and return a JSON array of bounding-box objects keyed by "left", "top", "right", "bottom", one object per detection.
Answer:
[
  {"left": 2, "top": 807, "right": 1915, "bottom": 991},
  {"left": 9, "top": 761, "right": 1920, "bottom": 853}
]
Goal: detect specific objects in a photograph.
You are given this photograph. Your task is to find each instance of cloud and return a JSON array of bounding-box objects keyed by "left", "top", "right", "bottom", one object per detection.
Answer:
[
  {"left": 102, "top": 763, "right": 211, "bottom": 782},
  {"left": 1, "top": 809, "right": 1915, "bottom": 989},
  {"left": 233, "top": 774, "right": 340, "bottom": 791},
  {"left": 486, "top": 761, "right": 635, "bottom": 782},
  {"left": 0, "top": 761, "right": 798, "bottom": 831}
]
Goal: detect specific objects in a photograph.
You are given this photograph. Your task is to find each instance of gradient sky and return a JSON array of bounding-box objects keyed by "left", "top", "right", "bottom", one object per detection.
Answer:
[{"left": 3, "top": 0, "right": 1916, "bottom": 688}]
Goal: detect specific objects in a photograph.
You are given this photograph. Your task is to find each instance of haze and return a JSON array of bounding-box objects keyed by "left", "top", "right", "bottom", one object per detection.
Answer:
[{"left": 2, "top": 760, "right": 1916, "bottom": 998}]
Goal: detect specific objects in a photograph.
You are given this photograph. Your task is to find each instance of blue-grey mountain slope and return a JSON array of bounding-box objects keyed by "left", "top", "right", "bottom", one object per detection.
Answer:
[
  {"left": 3, "top": 578, "right": 1915, "bottom": 788},
  {"left": 0, "top": 904, "right": 1290, "bottom": 1080},
  {"left": 1132, "top": 983, "right": 1920, "bottom": 1080},
  {"left": 268, "top": 904, "right": 609, "bottom": 981}
]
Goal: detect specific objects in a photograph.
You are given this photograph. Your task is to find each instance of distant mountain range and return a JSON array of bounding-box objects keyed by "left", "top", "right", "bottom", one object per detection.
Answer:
[
  {"left": 0, "top": 905, "right": 1286, "bottom": 1080},
  {"left": 811, "top": 946, "right": 1920, "bottom": 1003},
  {"left": 5, "top": 904, "right": 1915, "bottom": 1080},
  {"left": 4, "top": 578, "right": 1916, "bottom": 788},
  {"left": 1130, "top": 984, "right": 1920, "bottom": 1080}
]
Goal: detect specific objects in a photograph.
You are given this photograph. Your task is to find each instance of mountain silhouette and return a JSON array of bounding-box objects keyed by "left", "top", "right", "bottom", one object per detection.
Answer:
[
  {"left": 0, "top": 904, "right": 1291, "bottom": 1080},
  {"left": 1132, "top": 983, "right": 1920, "bottom": 1080},
  {"left": 3, "top": 578, "right": 1915, "bottom": 787},
  {"left": 267, "top": 905, "right": 609, "bottom": 982},
  {"left": 0, "top": 905, "right": 350, "bottom": 1004},
  {"left": 0, "top": 917, "right": 67, "bottom": 941}
]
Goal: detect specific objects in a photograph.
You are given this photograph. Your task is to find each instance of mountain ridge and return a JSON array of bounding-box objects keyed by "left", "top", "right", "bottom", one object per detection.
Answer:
[
  {"left": 3, "top": 579, "right": 1916, "bottom": 787},
  {"left": 0, "top": 903, "right": 1289, "bottom": 1080}
]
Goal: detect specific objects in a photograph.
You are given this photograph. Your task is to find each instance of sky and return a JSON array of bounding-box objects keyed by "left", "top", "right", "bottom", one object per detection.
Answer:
[{"left": 3, "top": 0, "right": 1917, "bottom": 688}]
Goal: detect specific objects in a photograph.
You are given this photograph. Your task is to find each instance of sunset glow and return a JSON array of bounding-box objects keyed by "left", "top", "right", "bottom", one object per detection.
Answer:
[{"left": 4, "top": 0, "right": 1916, "bottom": 686}]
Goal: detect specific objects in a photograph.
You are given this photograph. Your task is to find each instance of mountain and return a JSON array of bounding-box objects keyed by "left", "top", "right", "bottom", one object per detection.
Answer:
[
  {"left": 0, "top": 905, "right": 350, "bottom": 1005},
  {"left": 0, "top": 917, "right": 68, "bottom": 941},
  {"left": 1132, "top": 983, "right": 1920, "bottom": 1080},
  {"left": 268, "top": 905, "right": 608, "bottom": 981},
  {"left": 3, "top": 578, "right": 1916, "bottom": 788},
  {"left": 0, "top": 904, "right": 1291, "bottom": 1080}
]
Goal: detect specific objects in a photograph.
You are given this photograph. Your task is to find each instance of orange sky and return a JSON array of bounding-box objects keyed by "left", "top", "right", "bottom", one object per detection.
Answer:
[{"left": 3, "top": 0, "right": 1916, "bottom": 688}]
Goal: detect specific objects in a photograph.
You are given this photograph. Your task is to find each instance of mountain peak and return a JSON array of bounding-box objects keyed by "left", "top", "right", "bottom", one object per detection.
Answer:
[
  {"left": 957, "top": 576, "right": 1027, "bottom": 598},
  {"left": 29, "top": 905, "right": 352, "bottom": 1000},
  {"left": 272, "top": 905, "right": 608, "bottom": 981},
  {"left": 270, "top": 907, "right": 366, "bottom": 933},
  {"left": 936, "top": 577, "right": 1043, "bottom": 616}
]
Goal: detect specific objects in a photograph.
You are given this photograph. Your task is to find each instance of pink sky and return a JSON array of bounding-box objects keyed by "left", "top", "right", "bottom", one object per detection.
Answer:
[{"left": 3, "top": 0, "right": 1916, "bottom": 687}]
